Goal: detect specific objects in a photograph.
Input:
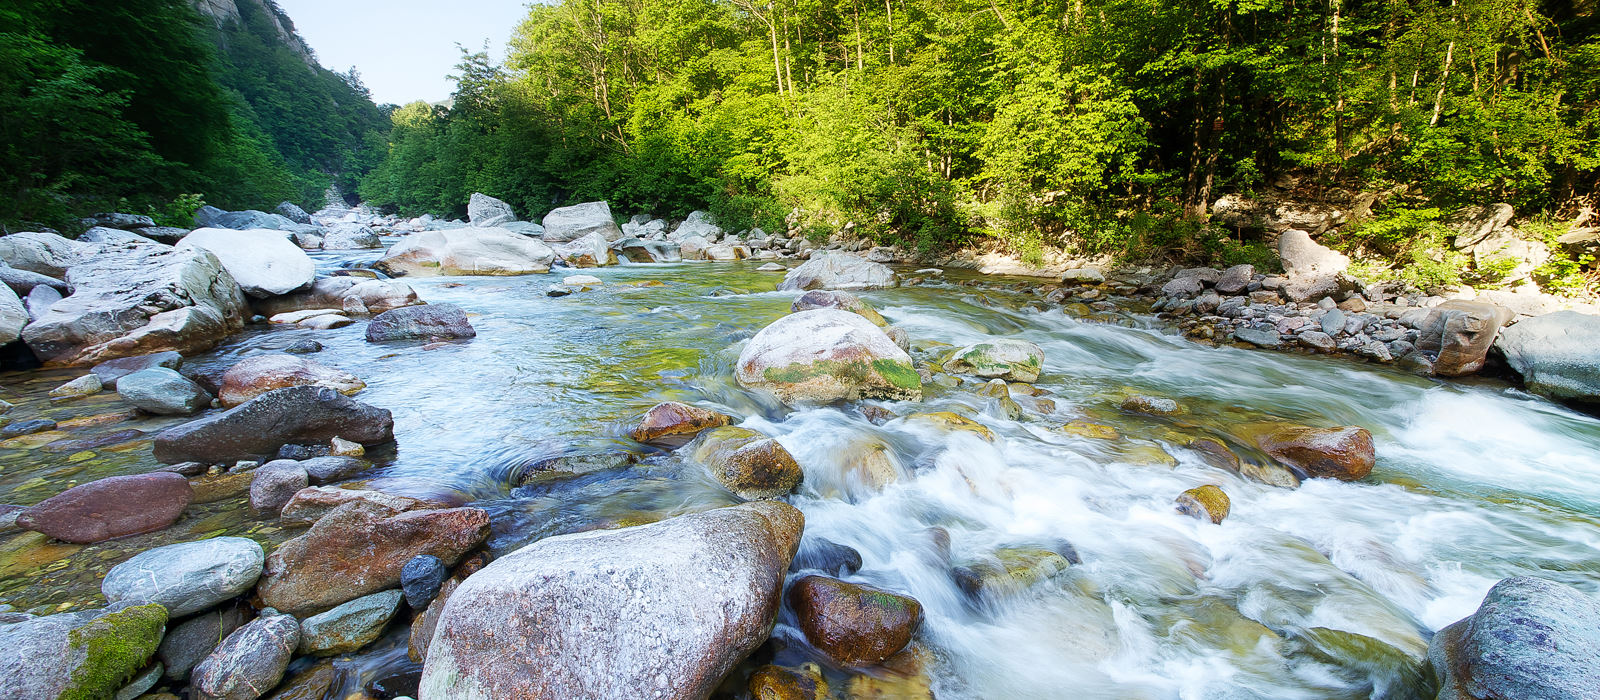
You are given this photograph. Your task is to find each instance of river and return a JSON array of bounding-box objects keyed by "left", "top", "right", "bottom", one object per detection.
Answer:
[{"left": 2, "top": 248, "right": 1598, "bottom": 698}]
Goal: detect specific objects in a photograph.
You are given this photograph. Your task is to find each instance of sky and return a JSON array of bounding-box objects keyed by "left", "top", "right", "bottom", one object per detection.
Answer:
[{"left": 273, "top": 0, "right": 534, "bottom": 105}]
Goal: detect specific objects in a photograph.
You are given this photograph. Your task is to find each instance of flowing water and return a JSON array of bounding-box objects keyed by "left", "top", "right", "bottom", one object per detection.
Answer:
[{"left": 2, "top": 249, "right": 1599, "bottom": 698}]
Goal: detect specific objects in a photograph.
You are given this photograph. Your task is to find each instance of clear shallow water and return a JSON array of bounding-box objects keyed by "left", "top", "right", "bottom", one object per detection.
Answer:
[{"left": 2, "top": 253, "right": 1599, "bottom": 698}]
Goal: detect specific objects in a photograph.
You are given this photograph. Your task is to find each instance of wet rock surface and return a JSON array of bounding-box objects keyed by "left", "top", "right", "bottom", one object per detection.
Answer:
[
  {"left": 364, "top": 303, "right": 476, "bottom": 342},
  {"left": 153, "top": 386, "right": 394, "bottom": 463},
  {"left": 790, "top": 574, "right": 923, "bottom": 667},
  {"left": 17, "top": 472, "right": 193, "bottom": 543},
  {"left": 101, "top": 536, "right": 264, "bottom": 616},
  {"left": 735, "top": 309, "right": 921, "bottom": 405}
]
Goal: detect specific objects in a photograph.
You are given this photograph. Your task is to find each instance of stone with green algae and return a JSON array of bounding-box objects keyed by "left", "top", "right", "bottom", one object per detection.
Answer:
[{"left": 0, "top": 602, "right": 168, "bottom": 699}]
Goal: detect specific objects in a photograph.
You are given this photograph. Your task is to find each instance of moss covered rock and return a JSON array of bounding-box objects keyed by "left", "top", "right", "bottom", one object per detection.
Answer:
[
  {"left": 1175, "top": 485, "right": 1230, "bottom": 524},
  {"left": 0, "top": 602, "right": 168, "bottom": 700},
  {"left": 736, "top": 309, "right": 922, "bottom": 405},
  {"left": 942, "top": 339, "right": 1045, "bottom": 382},
  {"left": 688, "top": 426, "right": 803, "bottom": 499},
  {"left": 791, "top": 290, "right": 887, "bottom": 327},
  {"left": 748, "top": 663, "right": 829, "bottom": 700},
  {"left": 904, "top": 411, "right": 995, "bottom": 441},
  {"left": 950, "top": 545, "right": 1077, "bottom": 600}
]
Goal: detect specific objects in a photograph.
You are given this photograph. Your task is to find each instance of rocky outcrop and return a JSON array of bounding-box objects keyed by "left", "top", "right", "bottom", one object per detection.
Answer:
[
  {"left": 418, "top": 501, "right": 802, "bottom": 699},
  {"left": 0, "top": 602, "right": 167, "bottom": 699},
  {"left": 1412, "top": 301, "right": 1513, "bottom": 376},
  {"left": 468, "top": 193, "right": 516, "bottom": 228},
  {"left": 377, "top": 228, "right": 555, "bottom": 276},
  {"left": 778, "top": 254, "right": 896, "bottom": 291},
  {"left": 616, "top": 238, "right": 681, "bottom": 263},
  {"left": 178, "top": 228, "right": 316, "bottom": 298},
  {"left": 255, "top": 276, "right": 423, "bottom": 317},
  {"left": 1278, "top": 229, "right": 1354, "bottom": 302},
  {"left": 22, "top": 239, "right": 247, "bottom": 366},
  {"left": 669, "top": 210, "right": 721, "bottom": 241},
  {"left": 276, "top": 201, "right": 312, "bottom": 224},
  {"left": 101, "top": 536, "right": 264, "bottom": 616},
  {"left": 541, "top": 201, "right": 622, "bottom": 242},
  {"left": 17, "top": 472, "right": 192, "bottom": 543},
  {"left": 735, "top": 309, "right": 922, "bottom": 405},
  {"left": 0, "top": 230, "right": 89, "bottom": 278},
  {"left": 217, "top": 353, "right": 364, "bottom": 407},
  {"left": 551, "top": 231, "right": 617, "bottom": 267},
  {"left": 1428, "top": 576, "right": 1600, "bottom": 700},
  {"left": 257, "top": 501, "right": 490, "bottom": 616},
  {"left": 365, "top": 303, "right": 476, "bottom": 342},
  {"left": 0, "top": 284, "right": 23, "bottom": 346},
  {"left": 321, "top": 223, "right": 382, "bottom": 249},
  {"left": 1495, "top": 310, "right": 1600, "bottom": 403},
  {"left": 153, "top": 386, "right": 394, "bottom": 463}
]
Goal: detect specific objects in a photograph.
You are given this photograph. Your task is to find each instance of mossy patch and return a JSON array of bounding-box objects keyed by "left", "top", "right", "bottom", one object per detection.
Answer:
[
  {"left": 760, "top": 358, "right": 921, "bottom": 401},
  {"left": 63, "top": 603, "right": 167, "bottom": 700}
]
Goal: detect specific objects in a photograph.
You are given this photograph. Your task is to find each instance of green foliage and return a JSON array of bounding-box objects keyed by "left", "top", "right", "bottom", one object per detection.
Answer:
[{"left": 147, "top": 193, "right": 205, "bottom": 228}]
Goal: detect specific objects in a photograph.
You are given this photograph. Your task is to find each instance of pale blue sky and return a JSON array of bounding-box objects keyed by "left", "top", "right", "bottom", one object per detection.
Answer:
[{"left": 274, "top": 0, "right": 535, "bottom": 105}]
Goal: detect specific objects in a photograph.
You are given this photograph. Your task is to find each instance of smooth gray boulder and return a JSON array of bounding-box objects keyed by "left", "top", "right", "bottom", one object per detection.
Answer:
[
  {"left": 1278, "top": 229, "right": 1353, "bottom": 302},
  {"left": 255, "top": 276, "right": 422, "bottom": 317},
  {"left": 190, "top": 610, "right": 299, "bottom": 700},
  {"left": 102, "top": 537, "right": 265, "bottom": 617},
  {"left": 249, "top": 460, "right": 309, "bottom": 513},
  {"left": 1495, "top": 310, "right": 1600, "bottom": 402},
  {"left": 178, "top": 228, "right": 315, "bottom": 298},
  {"left": 735, "top": 308, "right": 921, "bottom": 405},
  {"left": 0, "top": 261, "right": 69, "bottom": 295},
  {"left": 365, "top": 304, "right": 476, "bottom": 342},
  {"left": 0, "top": 284, "right": 22, "bottom": 346},
  {"left": 0, "top": 230, "right": 88, "bottom": 278},
  {"left": 321, "top": 223, "right": 382, "bottom": 250},
  {"left": 777, "top": 253, "right": 896, "bottom": 291},
  {"left": 153, "top": 385, "right": 394, "bottom": 463},
  {"left": 1428, "top": 576, "right": 1600, "bottom": 700},
  {"left": 86, "top": 212, "right": 157, "bottom": 230},
  {"left": 298, "top": 589, "right": 403, "bottom": 656},
  {"left": 116, "top": 367, "right": 212, "bottom": 415},
  {"left": 669, "top": 210, "right": 721, "bottom": 241},
  {"left": 551, "top": 231, "right": 616, "bottom": 267},
  {"left": 210, "top": 210, "right": 299, "bottom": 231},
  {"left": 468, "top": 193, "right": 516, "bottom": 228},
  {"left": 91, "top": 351, "right": 184, "bottom": 389},
  {"left": 376, "top": 228, "right": 555, "bottom": 276},
  {"left": 22, "top": 238, "right": 247, "bottom": 366},
  {"left": 275, "top": 201, "right": 312, "bottom": 224},
  {"left": 541, "top": 201, "right": 622, "bottom": 242},
  {"left": 79, "top": 226, "right": 154, "bottom": 246},
  {"left": 419, "top": 501, "right": 802, "bottom": 699},
  {"left": 23, "top": 283, "right": 61, "bottom": 321}
]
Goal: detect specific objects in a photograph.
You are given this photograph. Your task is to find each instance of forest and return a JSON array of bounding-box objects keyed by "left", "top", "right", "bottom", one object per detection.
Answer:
[
  {"left": 0, "top": 0, "right": 385, "bottom": 229},
  {"left": 359, "top": 0, "right": 1599, "bottom": 284}
]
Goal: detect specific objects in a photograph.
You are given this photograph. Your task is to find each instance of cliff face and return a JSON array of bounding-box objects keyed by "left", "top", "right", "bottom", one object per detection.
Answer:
[{"left": 191, "top": 0, "right": 315, "bottom": 65}]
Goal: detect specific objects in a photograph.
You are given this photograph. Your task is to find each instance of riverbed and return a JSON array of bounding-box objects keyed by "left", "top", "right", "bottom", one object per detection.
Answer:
[{"left": 2, "top": 253, "right": 1598, "bottom": 698}]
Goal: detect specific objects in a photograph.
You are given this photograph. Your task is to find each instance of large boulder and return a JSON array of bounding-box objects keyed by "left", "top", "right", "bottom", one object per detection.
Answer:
[
  {"left": 735, "top": 309, "right": 922, "bottom": 405},
  {"left": 552, "top": 231, "right": 617, "bottom": 267},
  {"left": 0, "top": 284, "right": 22, "bottom": 346},
  {"left": 376, "top": 228, "right": 555, "bottom": 276},
  {"left": 1413, "top": 301, "right": 1513, "bottom": 376},
  {"left": 468, "top": 193, "right": 516, "bottom": 228},
  {"left": 257, "top": 501, "right": 490, "bottom": 616},
  {"left": 321, "top": 223, "right": 382, "bottom": 250},
  {"left": 792, "top": 290, "right": 887, "bottom": 327},
  {"left": 0, "top": 230, "right": 89, "bottom": 278},
  {"left": 208, "top": 209, "right": 299, "bottom": 231},
  {"left": 153, "top": 385, "right": 394, "bottom": 463},
  {"left": 616, "top": 238, "right": 681, "bottom": 263},
  {"left": 1278, "top": 229, "right": 1353, "bottom": 302},
  {"left": 0, "top": 261, "right": 69, "bottom": 295},
  {"left": 669, "top": 210, "right": 721, "bottom": 241},
  {"left": 276, "top": 201, "right": 312, "bottom": 224},
  {"left": 1449, "top": 203, "right": 1516, "bottom": 251},
  {"left": 22, "top": 239, "right": 247, "bottom": 366},
  {"left": 418, "top": 501, "right": 802, "bottom": 699},
  {"left": 17, "top": 472, "right": 193, "bottom": 543},
  {"left": 116, "top": 366, "right": 213, "bottom": 415},
  {"left": 365, "top": 303, "right": 476, "bottom": 342},
  {"left": 1429, "top": 576, "right": 1600, "bottom": 700},
  {"left": 1256, "top": 425, "right": 1374, "bottom": 481},
  {"left": 777, "top": 254, "right": 896, "bottom": 291},
  {"left": 101, "top": 536, "right": 265, "bottom": 617},
  {"left": 541, "top": 201, "right": 622, "bottom": 242},
  {"left": 1495, "top": 311, "right": 1600, "bottom": 403},
  {"left": 942, "top": 339, "right": 1046, "bottom": 382},
  {"left": 178, "top": 228, "right": 316, "bottom": 298},
  {"left": 0, "top": 603, "right": 167, "bottom": 699},
  {"left": 255, "top": 276, "right": 423, "bottom": 317},
  {"left": 217, "top": 353, "right": 364, "bottom": 408},
  {"left": 190, "top": 610, "right": 300, "bottom": 700}
]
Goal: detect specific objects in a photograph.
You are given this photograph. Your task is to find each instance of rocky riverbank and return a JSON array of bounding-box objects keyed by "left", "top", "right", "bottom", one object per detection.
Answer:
[{"left": 0, "top": 194, "right": 1596, "bottom": 698}]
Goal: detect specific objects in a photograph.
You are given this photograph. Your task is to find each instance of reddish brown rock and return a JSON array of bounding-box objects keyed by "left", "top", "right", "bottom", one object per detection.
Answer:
[
  {"left": 16, "top": 473, "right": 192, "bottom": 543},
  {"left": 278, "top": 486, "right": 435, "bottom": 526},
  {"left": 627, "top": 401, "right": 731, "bottom": 445},
  {"left": 790, "top": 575, "right": 923, "bottom": 668},
  {"left": 1256, "top": 425, "right": 1375, "bottom": 481},
  {"left": 256, "top": 501, "right": 490, "bottom": 616},
  {"left": 408, "top": 577, "right": 460, "bottom": 663},
  {"left": 217, "top": 354, "right": 365, "bottom": 408}
]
